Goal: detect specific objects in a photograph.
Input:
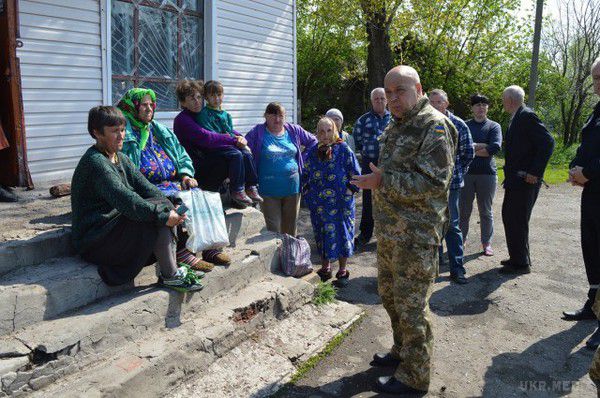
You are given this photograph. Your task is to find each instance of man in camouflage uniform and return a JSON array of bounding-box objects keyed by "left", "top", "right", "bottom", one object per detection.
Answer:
[{"left": 352, "top": 65, "right": 457, "bottom": 395}]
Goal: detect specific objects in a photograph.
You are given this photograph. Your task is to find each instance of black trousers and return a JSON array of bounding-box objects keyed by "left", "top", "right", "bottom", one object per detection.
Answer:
[
  {"left": 192, "top": 147, "right": 258, "bottom": 193},
  {"left": 501, "top": 184, "right": 540, "bottom": 266},
  {"left": 359, "top": 157, "right": 378, "bottom": 240},
  {"left": 582, "top": 191, "right": 600, "bottom": 306}
]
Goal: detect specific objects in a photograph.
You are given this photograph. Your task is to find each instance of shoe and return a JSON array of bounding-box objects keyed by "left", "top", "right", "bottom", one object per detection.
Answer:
[
  {"left": 177, "top": 248, "right": 214, "bottom": 272},
  {"left": 0, "top": 185, "right": 18, "bottom": 202},
  {"left": 203, "top": 250, "right": 231, "bottom": 266},
  {"left": 161, "top": 266, "right": 204, "bottom": 292},
  {"left": 450, "top": 273, "right": 469, "bottom": 284},
  {"left": 333, "top": 269, "right": 350, "bottom": 288},
  {"left": 500, "top": 259, "right": 512, "bottom": 266},
  {"left": 498, "top": 263, "right": 531, "bottom": 274},
  {"left": 587, "top": 327, "right": 600, "bottom": 350},
  {"left": 245, "top": 186, "right": 264, "bottom": 203},
  {"left": 317, "top": 268, "right": 332, "bottom": 282},
  {"left": 231, "top": 190, "right": 253, "bottom": 208},
  {"left": 375, "top": 376, "right": 427, "bottom": 396},
  {"left": 562, "top": 306, "right": 596, "bottom": 321},
  {"left": 482, "top": 244, "right": 494, "bottom": 256},
  {"left": 354, "top": 235, "right": 369, "bottom": 249},
  {"left": 372, "top": 352, "right": 400, "bottom": 367}
]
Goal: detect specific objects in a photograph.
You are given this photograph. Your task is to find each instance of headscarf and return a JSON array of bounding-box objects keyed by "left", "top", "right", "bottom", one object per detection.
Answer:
[
  {"left": 117, "top": 88, "right": 157, "bottom": 150},
  {"left": 325, "top": 108, "right": 344, "bottom": 125},
  {"left": 317, "top": 138, "right": 344, "bottom": 162}
]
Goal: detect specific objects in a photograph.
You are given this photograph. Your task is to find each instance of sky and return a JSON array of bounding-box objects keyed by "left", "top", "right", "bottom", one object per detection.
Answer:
[{"left": 521, "top": 0, "right": 561, "bottom": 20}]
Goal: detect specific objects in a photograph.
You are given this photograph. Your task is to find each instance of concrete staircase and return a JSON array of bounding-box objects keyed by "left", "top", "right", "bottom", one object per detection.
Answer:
[{"left": 0, "top": 205, "right": 346, "bottom": 397}]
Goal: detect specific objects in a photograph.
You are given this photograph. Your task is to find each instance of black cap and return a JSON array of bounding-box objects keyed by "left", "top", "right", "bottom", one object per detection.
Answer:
[{"left": 470, "top": 94, "right": 490, "bottom": 105}]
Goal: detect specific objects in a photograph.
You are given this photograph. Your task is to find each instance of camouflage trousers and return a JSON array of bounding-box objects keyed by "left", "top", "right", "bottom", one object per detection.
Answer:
[{"left": 377, "top": 236, "right": 437, "bottom": 392}]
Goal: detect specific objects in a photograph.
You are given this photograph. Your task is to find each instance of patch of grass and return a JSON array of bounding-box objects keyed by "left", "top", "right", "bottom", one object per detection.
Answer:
[
  {"left": 312, "top": 281, "right": 337, "bottom": 306},
  {"left": 278, "top": 313, "right": 366, "bottom": 393},
  {"left": 495, "top": 155, "right": 569, "bottom": 186}
]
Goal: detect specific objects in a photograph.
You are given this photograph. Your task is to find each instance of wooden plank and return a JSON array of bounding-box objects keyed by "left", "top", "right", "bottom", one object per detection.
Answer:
[
  {"left": 27, "top": 134, "right": 93, "bottom": 150},
  {"left": 26, "top": 124, "right": 92, "bottom": 138},
  {"left": 218, "top": 61, "right": 293, "bottom": 77},
  {"left": 20, "top": 64, "right": 101, "bottom": 79},
  {"left": 23, "top": 89, "right": 102, "bottom": 102},
  {"left": 217, "top": 16, "right": 293, "bottom": 42},
  {"left": 19, "top": 26, "right": 100, "bottom": 46},
  {"left": 21, "top": 77, "right": 103, "bottom": 90},
  {"left": 20, "top": 38, "right": 100, "bottom": 57},
  {"left": 218, "top": 44, "right": 293, "bottom": 64},
  {"left": 218, "top": 69, "right": 291, "bottom": 83},
  {"left": 219, "top": 79, "right": 293, "bottom": 91},
  {"left": 218, "top": 0, "right": 293, "bottom": 21},
  {"left": 215, "top": 9, "right": 292, "bottom": 35},
  {"left": 27, "top": 144, "right": 88, "bottom": 162},
  {"left": 217, "top": 25, "right": 291, "bottom": 49},
  {"left": 22, "top": 100, "right": 103, "bottom": 114},
  {"left": 19, "top": 0, "right": 99, "bottom": 23}
]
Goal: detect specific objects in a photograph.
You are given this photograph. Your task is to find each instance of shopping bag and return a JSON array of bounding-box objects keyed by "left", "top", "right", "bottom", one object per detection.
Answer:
[
  {"left": 177, "top": 189, "right": 229, "bottom": 252},
  {"left": 279, "top": 234, "right": 313, "bottom": 277}
]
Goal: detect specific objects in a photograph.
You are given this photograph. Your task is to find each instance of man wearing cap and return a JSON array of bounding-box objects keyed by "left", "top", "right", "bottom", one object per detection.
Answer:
[
  {"left": 461, "top": 94, "right": 503, "bottom": 258},
  {"left": 353, "top": 88, "right": 391, "bottom": 247},
  {"left": 429, "top": 89, "right": 474, "bottom": 284}
]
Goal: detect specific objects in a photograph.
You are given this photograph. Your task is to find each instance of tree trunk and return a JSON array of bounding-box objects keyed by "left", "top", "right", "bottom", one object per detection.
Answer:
[{"left": 363, "top": 4, "right": 393, "bottom": 91}]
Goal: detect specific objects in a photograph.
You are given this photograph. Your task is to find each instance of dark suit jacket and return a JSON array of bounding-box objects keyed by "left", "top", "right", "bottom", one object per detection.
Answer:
[{"left": 503, "top": 105, "right": 554, "bottom": 189}]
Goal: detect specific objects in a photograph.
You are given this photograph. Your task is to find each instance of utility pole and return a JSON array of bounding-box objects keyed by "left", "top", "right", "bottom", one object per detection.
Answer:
[{"left": 528, "top": 0, "right": 544, "bottom": 108}]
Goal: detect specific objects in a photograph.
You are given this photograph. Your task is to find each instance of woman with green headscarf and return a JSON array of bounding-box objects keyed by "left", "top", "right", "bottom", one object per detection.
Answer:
[{"left": 117, "top": 88, "right": 229, "bottom": 273}]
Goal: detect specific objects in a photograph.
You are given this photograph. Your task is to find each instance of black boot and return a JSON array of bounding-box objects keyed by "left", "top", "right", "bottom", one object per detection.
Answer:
[
  {"left": 0, "top": 185, "right": 18, "bottom": 202},
  {"left": 563, "top": 290, "right": 597, "bottom": 321},
  {"left": 375, "top": 376, "right": 427, "bottom": 396},
  {"left": 587, "top": 321, "right": 600, "bottom": 350}
]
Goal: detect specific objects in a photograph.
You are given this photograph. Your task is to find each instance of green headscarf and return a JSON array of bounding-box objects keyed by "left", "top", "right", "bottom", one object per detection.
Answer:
[{"left": 117, "top": 88, "right": 157, "bottom": 150}]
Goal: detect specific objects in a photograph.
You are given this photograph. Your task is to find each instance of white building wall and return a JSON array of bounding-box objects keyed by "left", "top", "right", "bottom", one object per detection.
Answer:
[
  {"left": 215, "top": 0, "right": 297, "bottom": 133},
  {"left": 18, "top": 0, "right": 103, "bottom": 184},
  {"left": 18, "top": 0, "right": 297, "bottom": 184}
]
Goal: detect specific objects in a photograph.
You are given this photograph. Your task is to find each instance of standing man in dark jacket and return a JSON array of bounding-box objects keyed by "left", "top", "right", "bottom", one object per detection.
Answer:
[
  {"left": 499, "top": 85, "right": 554, "bottom": 274},
  {"left": 563, "top": 59, "right": 600, "bottom": 348}
]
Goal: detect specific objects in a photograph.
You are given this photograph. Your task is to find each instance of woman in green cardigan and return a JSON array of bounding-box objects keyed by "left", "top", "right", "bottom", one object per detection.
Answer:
[
  {"left": 71, "top": 106, "right": 202, "bottom": 292},
  {"left": 117, "top": 88, "right": 231, "bottom": 271}
]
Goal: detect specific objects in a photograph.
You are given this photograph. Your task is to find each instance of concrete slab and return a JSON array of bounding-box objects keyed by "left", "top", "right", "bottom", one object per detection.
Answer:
[
  {"left": 23, "top": 277, "right": 316, "bottom": 397},
  {"left": 168, "top": 301, "right": 364, "bottom": 398}
]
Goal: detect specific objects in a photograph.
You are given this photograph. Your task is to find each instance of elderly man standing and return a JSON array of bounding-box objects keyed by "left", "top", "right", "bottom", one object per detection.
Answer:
[
  {"left": 563, "top": 59, "right": 600, "bottom": 349},
  {"left": 353, "top": 87, "right": 391, "bottom": 247},
  {"left": 429, "top": 89, "right": 474, "bottom": 284},
  {"left": 500, "top": 85, "right": 554, "bottom": 274},
  {"left": 352, "top": 66, "right": 456, "bottom": 395}
]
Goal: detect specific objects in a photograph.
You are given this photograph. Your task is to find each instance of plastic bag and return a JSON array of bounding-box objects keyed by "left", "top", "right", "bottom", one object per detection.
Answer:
[
  {"left": 279, "top": 234, "right": 313, "bottom": 277},
  {"left": 177, "top": 189, "right": 229, "bottom": 252}
]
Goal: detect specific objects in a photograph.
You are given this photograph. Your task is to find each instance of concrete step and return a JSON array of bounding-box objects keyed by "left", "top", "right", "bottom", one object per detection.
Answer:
[
  {"left": 0, "top": 206, "right": 266, "bottom": 277},
  {"left": 3, "top": 275, "right": 314, "bottom": 397},
  {"left": 168, "top": 301, "right": 364, "bottom": 398},
  {"left": 0, "top": 231, "right": 280, "bottom": 338}
]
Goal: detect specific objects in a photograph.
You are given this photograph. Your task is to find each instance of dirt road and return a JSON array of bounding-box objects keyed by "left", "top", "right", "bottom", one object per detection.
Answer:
[{"left": 282, "top": 183, "right": 597, "bottom": 397}]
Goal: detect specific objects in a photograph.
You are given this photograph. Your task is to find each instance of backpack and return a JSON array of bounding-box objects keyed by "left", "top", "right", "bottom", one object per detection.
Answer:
[{"left": 279, "top": 234, "right": 313, "bottom": 277}]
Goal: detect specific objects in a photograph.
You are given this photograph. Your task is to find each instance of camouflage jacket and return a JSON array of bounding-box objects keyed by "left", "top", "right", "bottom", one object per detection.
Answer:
[{"left": 373, "top": 97, "right": 457, "bottom": 246}]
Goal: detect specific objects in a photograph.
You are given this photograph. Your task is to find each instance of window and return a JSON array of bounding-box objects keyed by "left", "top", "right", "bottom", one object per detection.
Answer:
[{"left": 111, "top": 0, "right": 204, "bottom": 110}]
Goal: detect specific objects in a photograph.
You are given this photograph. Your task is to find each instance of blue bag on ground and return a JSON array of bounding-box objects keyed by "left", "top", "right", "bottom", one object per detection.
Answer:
[
  {"left": 177, "top": 189, "right": 229, "bottom": 252},
  {"left": 279, "top": 234, "right": 313, "bottom": 277}
]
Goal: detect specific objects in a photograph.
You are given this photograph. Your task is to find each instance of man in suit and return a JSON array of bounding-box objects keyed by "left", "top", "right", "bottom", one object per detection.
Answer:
[{"left": 499, "top": 85, "right": 554, "bottom": 274}]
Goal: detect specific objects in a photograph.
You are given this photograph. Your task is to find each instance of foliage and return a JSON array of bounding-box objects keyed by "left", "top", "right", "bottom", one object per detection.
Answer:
[{"left": 313, "top": 281, "right": 337, "bottom": 306}]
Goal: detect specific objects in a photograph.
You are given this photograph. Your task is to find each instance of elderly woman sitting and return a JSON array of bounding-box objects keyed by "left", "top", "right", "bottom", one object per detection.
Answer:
[
  {"left": 71, "top": 106, "right": 202, "bottom": 292},
  {"left": 117, "top": 88, "right": 230, "bottom": 271}
]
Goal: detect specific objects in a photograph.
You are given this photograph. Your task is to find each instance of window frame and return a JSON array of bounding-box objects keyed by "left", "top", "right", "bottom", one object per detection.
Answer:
[{"left": 111, "top": 0, "right": 203, "bottom": 109}]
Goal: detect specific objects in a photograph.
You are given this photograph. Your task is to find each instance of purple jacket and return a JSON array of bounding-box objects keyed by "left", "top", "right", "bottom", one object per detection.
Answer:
[
  {"left": 173, "top": 109, "right": 238, "bottom": 152},
  {"left": 245, "top": 122, "right": 317, "bottom": 175}
]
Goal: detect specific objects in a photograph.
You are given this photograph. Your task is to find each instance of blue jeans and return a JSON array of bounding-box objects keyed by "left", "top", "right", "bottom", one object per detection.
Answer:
[{"left": 439, "top": 188, "right": 465, "bottom": 276}]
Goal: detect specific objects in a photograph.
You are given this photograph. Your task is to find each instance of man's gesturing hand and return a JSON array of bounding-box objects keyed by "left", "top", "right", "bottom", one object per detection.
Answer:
[{"left": 351, "top": 162, "right": 383, "bottom": 190}]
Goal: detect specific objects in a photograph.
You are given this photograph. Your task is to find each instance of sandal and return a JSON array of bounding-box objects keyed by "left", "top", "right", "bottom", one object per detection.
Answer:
[
  {"left": 317, "top": 268, "right": 333, "bottom": 282},
  {"left": 334, "top": 269, "right": 350, "bottom": 287}
]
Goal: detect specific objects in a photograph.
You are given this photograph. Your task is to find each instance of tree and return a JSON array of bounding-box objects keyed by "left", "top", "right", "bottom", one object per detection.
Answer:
[
  {"left": 359, "top": 0, "right": 403, "bottom": 90},
  {"left": 545, "top": 0, "right": 600, "bottom": 145}
]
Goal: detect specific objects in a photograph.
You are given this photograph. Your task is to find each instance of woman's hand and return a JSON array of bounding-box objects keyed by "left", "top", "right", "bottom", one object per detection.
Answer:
[
  {"left": 235, "top": 135, "right": 248, "bottom": 148},
  {"left": 181, "top": 176, "right": 198, "bottom": 189},
  {"left": 166, "top": 210, "right": 186, "bottom": 227}
]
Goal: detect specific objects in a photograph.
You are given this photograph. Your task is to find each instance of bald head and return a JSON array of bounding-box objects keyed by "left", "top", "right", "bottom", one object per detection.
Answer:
[{"left": 384, "top": 65, "right": 423, "bottom": 118}]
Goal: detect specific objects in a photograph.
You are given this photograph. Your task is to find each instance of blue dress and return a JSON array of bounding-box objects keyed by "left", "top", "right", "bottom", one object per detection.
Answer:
[{"left": 302, "top": 143, "right": 361, "bottom": 260}]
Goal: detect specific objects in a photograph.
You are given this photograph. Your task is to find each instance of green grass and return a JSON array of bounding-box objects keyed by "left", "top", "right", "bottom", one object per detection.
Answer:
[
  {"left": 312, "top": 282, "right": 337, "bottom": 306},
  {"left": 270, "top": 313, "right": 366, "bottom": 397}
]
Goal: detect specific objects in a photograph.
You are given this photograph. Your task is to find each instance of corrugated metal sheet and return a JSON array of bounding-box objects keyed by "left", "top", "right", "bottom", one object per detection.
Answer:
[
  {"left": 216, "top": 0, "right": 296, "bottom": 133},
  {"left": 18, "top": 0, "right": 102, "bottom": 184}
]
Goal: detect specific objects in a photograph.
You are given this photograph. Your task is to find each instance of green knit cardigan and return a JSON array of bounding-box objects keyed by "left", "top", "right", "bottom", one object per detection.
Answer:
[{"left": 71, "top": 146, "right": 172, "bottom": 253}]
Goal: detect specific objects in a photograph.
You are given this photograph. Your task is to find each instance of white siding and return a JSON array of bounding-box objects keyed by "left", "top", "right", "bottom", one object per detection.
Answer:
[
  {"left": 19, "top": 0, "right": 102, "bottom": 184},
  {"left": 215, "top": 0, "right": 296, "bottom": 133}
]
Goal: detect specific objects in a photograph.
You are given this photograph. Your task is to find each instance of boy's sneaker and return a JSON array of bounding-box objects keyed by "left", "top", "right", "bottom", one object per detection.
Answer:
[
  {"left": 231, "top": 190, "right": 253, "bottom": 208},
  {"left": 161, "top": 266, "right": 203, "bottom": 292},
  {"left": 245, "top": 186, "right": 264, "bottom": 203}
]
